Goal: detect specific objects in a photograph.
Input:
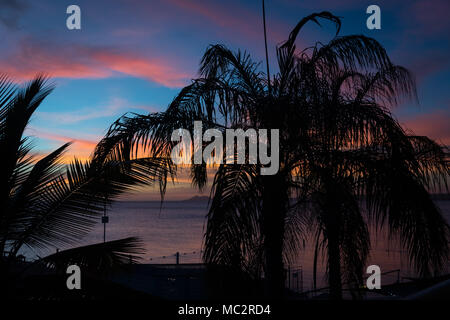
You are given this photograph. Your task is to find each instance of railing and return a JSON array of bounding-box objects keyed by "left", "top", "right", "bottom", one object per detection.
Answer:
[
  {"left": 2, "top": 251, "right": 26, "bottom": 262},
  {"left": 148, "top": 250, "right": 204, "bottom": 264},
  {"left": 299, "top": 268, "right": 401, "bottom": 298},
  {"left": 285, "top": 266, "right": 303, "bottom": 293}
]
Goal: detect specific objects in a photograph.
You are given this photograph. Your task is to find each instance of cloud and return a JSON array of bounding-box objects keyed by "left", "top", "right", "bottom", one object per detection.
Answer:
[
  {"left": 166, "top": 0, "right": 286, "bottom": 42},
  {"left": 35, "top": 98, "right": 162, "bottom": 125},
  {"left": 409, "top": 0, "right": 450, "bottom": 36},
  {"left": 280, "top": 0, "right": 368, "bottom": 10},
  {"left": 133, "top": 105, "right": 161, "bottom": 113},
  {"left": 92, "top": 50, "right": 189, "bottom": 87},
  {"left": 0, "top": 39, "right": 190, "bottom": 87},
  {"left": 27, "top": 127, "right": 100, "bottom": 161},
  {"left": 401, "top": 109, "right": 450, "bottom": 145},
  {"left": 0, "top": 0, "right": 27, "bottom": 29},
  {"left": 36, "top": 97, "right": 127, "bottom": 124},
  {"left": 406, "top": 50, "right": 450, "bottom": 82},
  {"left": 36, "top": 131, "right": 98, "bottom": 149},
  {"left": 119, "top": 166, "right": 216, "bottom": 201}
]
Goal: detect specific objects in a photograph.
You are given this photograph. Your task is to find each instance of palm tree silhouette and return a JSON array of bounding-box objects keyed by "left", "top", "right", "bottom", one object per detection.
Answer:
[
  {"left": 0, "top": 75, "right": 173, "bottom": 294},
  {"left": 99, "top": 12, "right": 449, "bottom": 299}
]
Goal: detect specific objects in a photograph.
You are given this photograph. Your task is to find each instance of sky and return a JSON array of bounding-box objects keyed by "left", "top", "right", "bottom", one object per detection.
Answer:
[{"left": 1, "top": 0, "right": 449, "bottom": 200}]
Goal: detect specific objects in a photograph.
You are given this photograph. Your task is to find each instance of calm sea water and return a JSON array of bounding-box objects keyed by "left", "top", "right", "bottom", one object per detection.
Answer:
[{"left": 21, "top": 199, "right": 450, "bottom": 290}]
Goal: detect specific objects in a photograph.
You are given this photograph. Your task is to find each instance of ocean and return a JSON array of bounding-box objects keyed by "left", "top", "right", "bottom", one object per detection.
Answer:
[{"left": 21, "top": 199, "right": 450, "bottom": 290}]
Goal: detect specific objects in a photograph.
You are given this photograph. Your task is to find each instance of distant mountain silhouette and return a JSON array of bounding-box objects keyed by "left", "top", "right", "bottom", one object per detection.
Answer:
[{"left": 183, "top": 195, "right": 209, "bottom": 202}]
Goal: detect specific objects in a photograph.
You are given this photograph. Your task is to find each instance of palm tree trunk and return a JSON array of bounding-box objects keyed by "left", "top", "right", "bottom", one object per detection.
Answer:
[
  {"left": 325, "top": 213, "right": 343, "bottom": 300},
  {"left": 320, "top": 175, "right": 344, "bottom": 300},
  {"left": 324, "top": 201, "right": 342, "bottom": 300},
  {"left": 262, "top": 173, "right": 287, "bottom": 298}
]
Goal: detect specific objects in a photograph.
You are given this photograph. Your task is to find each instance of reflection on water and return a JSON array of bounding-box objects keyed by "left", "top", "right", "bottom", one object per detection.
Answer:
[
  {"left": 21, "top": 199, "right": 450, "bottom": 291},
  {"left": 86, "top": 200, "right": 208, "bottom": 264},
  {"left": 294, "top": 201, "right": 450, "bottom": 289}
]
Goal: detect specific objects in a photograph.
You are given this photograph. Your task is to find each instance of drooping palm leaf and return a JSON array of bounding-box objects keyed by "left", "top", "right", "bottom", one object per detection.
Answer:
[
  {"left": 9, "top": 156, "right": 173, "bottom": 253},
  {"left": 40, "top": 237, "right": 145, "bottom": 274}
]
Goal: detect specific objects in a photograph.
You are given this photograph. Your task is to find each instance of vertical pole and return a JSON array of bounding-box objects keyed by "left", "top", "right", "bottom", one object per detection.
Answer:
[
  {"left": 262, "top": 0, "right": 271, "bottom": 94},
  {"left": 103, "top": 199, "right": 106, "bottom": 243},
  {"left": 102, "top": 196, "right": 108, "bottom": 243},
  {"left": 288, "top": 266, "right": 291, "bottom": 290},
  {"left": 176, "top": 252, "right": 180, "bottom": 265},
  {"left": 300, "top": 268, "right": 303, "bottom": 293}
]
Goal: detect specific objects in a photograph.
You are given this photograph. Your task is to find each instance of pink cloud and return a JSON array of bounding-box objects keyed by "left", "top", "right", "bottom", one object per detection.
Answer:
[
  {"left": 168, "top": 0, "right": 252, "bottom": 30},
  {"left": 166, "top": 0, "right": 287, "bottom": 42},
  {"left": 406, "top": 51, "right": 450, "bottom": 83},
  {"left": 0, "top": 39, "right": 189, "bottom": 87},
  {"left": 1, "top": 46, "right": 108, "bottom": 80},
  {"left": 92, "top": 50, "right": 189, "bottom": 87},
  {"left": 410, "top": 0, "right": 450, "bottom": 35},
  {"left": 401, "top": 109, "right": 450, "bottom": 145},
  {"left": 133, "top": 105, "right": 161, "bottom": 113}
]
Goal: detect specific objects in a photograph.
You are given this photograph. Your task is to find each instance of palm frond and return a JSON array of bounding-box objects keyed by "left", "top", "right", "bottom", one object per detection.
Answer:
[
  {"left": 203, "top": 163, "right": 262, "bottom": 275},
  {"left": 40, "top": 237, "right": 145, "bottom": 274},
  {"left": 8, "top": 156, "right": 172, "bottom": 253},
  {"left": 280, "top": 11, "right": 341, "bottom": 52},
  {"left": 6, "top": 143, "right": 71, "bottom": 250}
]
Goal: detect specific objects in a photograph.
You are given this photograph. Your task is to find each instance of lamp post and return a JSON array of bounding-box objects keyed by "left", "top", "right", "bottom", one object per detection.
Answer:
[{"left": 102, "top": 197, "right": 109, "bottom": 242}]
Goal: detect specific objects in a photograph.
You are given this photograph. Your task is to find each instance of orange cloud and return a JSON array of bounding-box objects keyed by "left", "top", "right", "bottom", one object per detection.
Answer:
[{"left": 28, "top": 129, "right": 99, "bottom": 162}]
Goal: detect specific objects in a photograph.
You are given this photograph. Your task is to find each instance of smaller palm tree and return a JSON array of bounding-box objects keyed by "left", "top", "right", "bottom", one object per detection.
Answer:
[{"left": 0, "top": 75, "right": 173, "bottom": 295}]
